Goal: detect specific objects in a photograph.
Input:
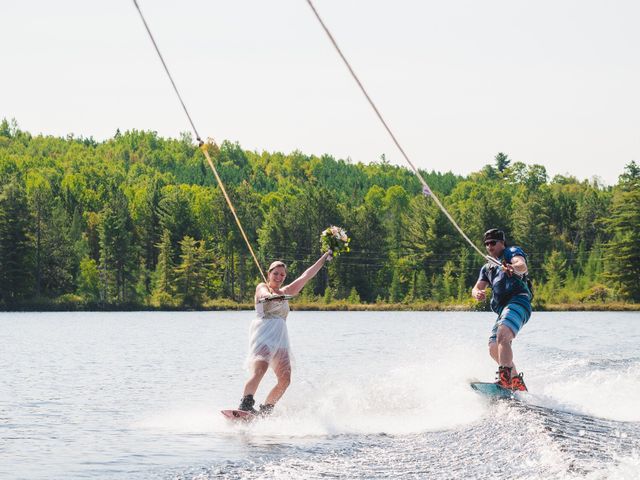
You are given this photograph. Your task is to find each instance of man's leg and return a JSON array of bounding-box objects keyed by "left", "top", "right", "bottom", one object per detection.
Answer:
[
  {"left": 489, "top": 339, "right": 518, "bottom": 380},
  {"left": 489, "top": 325, "right": 519, "bottom": 375},
  {"left": 496, "top": 325, "right": 518, "bottom": 376},
  {"left": 489, "top": 341, "right": 498, "bottom": 363},
  {"left": 488, "top": 298, "right": 531, "bottom": 390}
]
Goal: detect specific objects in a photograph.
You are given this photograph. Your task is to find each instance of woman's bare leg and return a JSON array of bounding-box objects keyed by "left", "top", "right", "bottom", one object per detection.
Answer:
[
  {"left": 264, "top": 351, "right": 291, "bottom": 405},
  {"left": 243, "top": 360, "right": 269, "bottom": 396}
]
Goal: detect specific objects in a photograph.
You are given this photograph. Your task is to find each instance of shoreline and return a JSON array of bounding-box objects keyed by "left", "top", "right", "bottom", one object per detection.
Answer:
[{"left": 2, "top": 301, "right": 639, "bottom": 313}]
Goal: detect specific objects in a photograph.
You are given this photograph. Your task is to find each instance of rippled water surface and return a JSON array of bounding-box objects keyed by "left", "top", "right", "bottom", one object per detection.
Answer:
[{"left": 2, "top": 311, "right": 639, "bottom": 479}]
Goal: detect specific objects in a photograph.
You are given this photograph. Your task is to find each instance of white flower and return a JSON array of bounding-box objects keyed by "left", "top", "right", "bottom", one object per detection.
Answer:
[{"left": 320, "top": 225, "right": 350, "bottom": 257}]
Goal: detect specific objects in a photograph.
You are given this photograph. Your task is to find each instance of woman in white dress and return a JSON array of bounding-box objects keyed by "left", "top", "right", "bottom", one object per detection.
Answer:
[{"left": 238, "top": 251, "right": 332, "bottom": 415}]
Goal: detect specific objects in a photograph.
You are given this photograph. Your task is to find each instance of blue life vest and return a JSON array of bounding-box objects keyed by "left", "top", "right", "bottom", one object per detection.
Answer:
[{"left": 478, "top": 246, "right": 532, "bottom": 313}]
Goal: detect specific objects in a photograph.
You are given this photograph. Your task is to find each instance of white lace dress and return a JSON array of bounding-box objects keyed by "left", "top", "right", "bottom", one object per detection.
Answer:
[{"left": 245, "top": 298, "right": 292, "bottom": 369}]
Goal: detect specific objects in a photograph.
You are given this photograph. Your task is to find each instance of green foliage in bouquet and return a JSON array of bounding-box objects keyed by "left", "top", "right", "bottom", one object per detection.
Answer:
[{"left": 320, "top": 225, "right": 351, "bottom": 257}]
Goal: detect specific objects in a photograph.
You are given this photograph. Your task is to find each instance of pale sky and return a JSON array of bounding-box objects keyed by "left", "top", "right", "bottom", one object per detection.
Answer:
[{"left": 2, "top": 1, "right": 639, "bottom": 185}]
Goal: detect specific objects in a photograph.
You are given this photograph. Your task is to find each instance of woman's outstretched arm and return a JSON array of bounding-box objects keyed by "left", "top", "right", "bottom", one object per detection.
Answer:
[{"left": 282, "top": 251, "right": 332, "bottom": 296}]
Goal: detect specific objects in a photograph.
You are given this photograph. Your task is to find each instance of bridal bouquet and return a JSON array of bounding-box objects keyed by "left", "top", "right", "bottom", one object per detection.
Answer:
[{"left": 320, "top": 225, "right": 351, "bottom": 257}]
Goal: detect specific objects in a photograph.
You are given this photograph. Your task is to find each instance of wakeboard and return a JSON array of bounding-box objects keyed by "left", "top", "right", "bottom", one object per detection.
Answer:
[
  {"left": 470, "top": 381, "right": 517, "bottom": 399},
  {"left": 221, "top": 409, "right": 256, "bottom": 422}
]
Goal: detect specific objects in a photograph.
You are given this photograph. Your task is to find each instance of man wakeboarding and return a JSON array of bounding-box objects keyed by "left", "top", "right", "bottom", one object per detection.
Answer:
[{"left": 471, "top": 229, "right": 533, "bottom": 392}]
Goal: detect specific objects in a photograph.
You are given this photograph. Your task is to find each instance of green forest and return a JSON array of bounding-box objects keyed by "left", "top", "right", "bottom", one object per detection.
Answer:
[{"left": 1, "top": 118, "right": 639, "bottom": 310}]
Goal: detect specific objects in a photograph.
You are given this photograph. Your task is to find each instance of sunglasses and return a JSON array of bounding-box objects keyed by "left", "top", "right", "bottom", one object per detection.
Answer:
[{"left": 484, "top": 240, "right": 498, "bottom": 247}]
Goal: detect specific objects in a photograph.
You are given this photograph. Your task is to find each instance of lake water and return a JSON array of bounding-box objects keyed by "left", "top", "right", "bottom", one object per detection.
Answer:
[{"left": 2, "top": 311, "right": 639, "bottom": 479}]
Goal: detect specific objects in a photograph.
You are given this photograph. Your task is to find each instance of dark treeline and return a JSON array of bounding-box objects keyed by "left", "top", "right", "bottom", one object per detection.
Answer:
[{"left": 1, "top": 118, "right": 639, "bottom": 309}]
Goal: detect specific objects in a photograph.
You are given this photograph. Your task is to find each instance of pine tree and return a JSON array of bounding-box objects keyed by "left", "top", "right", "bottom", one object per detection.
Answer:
[
  {"left": 0, "top": 118, "right": 11, "bottom": 137},
  {"left": 430, "top": 273, "right": 444, "bottom": 302},
  {"left": 77, "top": 256, "right": 100, "bottom": 302},
  {"left": 456, "top": 249, "right": 470, "bottom": 300},
  {"left": 542, "top": 250, "right": 567, "bottom": 303},
  {"left": 604, "top": 162, "right": 640, "bottom": 301},
  {"left": 174, "top": 235, "right": 208, "bottom": 307},
  {"left": 441, "top": 260, "right": 456, "bottom": 301},
  {"left": 25, "top": 172, "right": 52, "bottom": 296},
  {"left": 389, "top": 268, "right": 403, "bottom": 302},
  {"left": 40, "top": 203, "right": 75, "bottom": 296},
  {"left": 511, "top": 188, "right": 551, "bottom": 273},
  {"left": 323, "top": 285, "right": 333, "bottom": 304},
  {"left": 135, "top": 259, "right": 150, "bottom": 304},
  {"left": 0, "top": 180, "right": 33, "bottom": 305},
  {"left": 494, "top": 152, "right": 511, "bottom": 173},
  {"left": 347, "top": 286, "right": 361, "bottom": 304},
  {"left": 415, "top": 270, "right": 428, "bottom": 300},
  {"left": 584, "top": 242, "right": 604, "bottom": 282},
  {"left": 151, "top": 229, "right": 174, "bottom": 306},
  {"left": 99, "top": 192, "right": 135, "bottom": 303},
  {"left": 26, "top": 172, "right": 77, "bottom": 297}
]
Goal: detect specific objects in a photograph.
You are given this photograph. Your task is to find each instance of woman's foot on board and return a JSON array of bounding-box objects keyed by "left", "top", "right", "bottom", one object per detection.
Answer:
[
  {"left": 238, "top": 394, "right": 258, "bottom": 414},
  {"left": 259, "top": 403, "right": 274, "bottom": 417}
]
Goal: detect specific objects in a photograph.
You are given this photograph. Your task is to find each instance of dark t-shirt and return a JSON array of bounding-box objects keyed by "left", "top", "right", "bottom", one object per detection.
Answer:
[{"left": 478, "top": 245, "right": 531, "bottom": 313}]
